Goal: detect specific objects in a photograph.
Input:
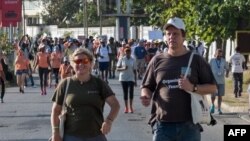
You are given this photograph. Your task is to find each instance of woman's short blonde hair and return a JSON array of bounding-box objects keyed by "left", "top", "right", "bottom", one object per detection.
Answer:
[{"left": 72, "top": 47, "right": 94, "bottom": 63}]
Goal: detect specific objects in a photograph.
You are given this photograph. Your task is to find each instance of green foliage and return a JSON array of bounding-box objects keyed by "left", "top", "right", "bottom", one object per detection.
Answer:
[
  {"left": 63, "top": 31, "right": 73, "bottom": 38},
  {"left": 0, "top": 32, "right": 14, "bottom": 54}
]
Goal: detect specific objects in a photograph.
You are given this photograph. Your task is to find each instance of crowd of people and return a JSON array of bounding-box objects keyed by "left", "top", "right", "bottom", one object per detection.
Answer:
[{"left": 0, "top": 16, "right": 249, "bottom": 141}]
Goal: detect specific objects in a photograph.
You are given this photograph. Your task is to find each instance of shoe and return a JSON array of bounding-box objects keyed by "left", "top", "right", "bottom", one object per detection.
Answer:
[
  {"left": 32, "top": 85, "right": 37, "bottom": 88},
  {"left": 210, "top": 105, "right": 215, "bottom": 113},
  {"left": 239, "top": 93, "right": 242, "bottom": 97},
  {"left": 105, "top": 80, "right": 109, "bottom": 84},
  {"left": 124, "top": 108, "right": 128, "bottom": 113},
  {"left": 129, "top": 108, "right": 134, "bottom": 113},
  {"left": 1, "top": 99, "right": 3, "bottom": 103},
  {"left": 44, "top": 90, "right": 47, "bottom": 95},
  {"left": 218, "top": 109, "right": 222, "bottom": 115},
  {"left": 19, "top": 87, "right": 21, "bottom": 92},
  {"left": 41, "top": 90, "right": 44, "bottom": 95}
]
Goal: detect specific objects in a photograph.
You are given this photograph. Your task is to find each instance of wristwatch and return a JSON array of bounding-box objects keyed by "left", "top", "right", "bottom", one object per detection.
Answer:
[{"left": 192, "top": 84, "right": 198, "bottom": 92}]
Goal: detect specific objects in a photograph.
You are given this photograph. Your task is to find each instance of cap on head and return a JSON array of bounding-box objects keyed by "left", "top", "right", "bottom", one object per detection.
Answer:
[
  {"left": 139, "top": 39, "right": 144, "bottom": 43},
  {"left": 121, "top": 40, "right": 126, "bottom": 45},
  {"left": 38, "top": 44, "right": 45, "bottom": 49},
  {"left": 163, "top": 17, "right": 185, "bottom": 31},
  {"left": 63, "top": 56, "right": 69, "bottom": 62},
  {"left": 53, "top": 46, "right": 59, "bottom": 52}
]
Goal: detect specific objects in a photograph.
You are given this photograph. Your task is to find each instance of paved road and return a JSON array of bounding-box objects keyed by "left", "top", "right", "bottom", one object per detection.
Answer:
[
  {"left": 0, "top": 77, "right": 152, "bottom": 141},
  {"left": 0, "top": 75, "right": 249, "bottom": 141}
]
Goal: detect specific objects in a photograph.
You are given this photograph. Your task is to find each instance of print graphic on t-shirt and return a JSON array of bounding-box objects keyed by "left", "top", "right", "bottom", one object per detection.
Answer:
[
  {"left": 159, "top": 67, "right": 191, "bottom": 90},
  {"left": 162, "top": 79, "right": 179, "bottom": 89}
]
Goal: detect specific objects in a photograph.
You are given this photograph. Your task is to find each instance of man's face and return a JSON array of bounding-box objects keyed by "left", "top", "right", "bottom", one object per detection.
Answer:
[
  {"left": 216, "top": 51, "right": 223, "bottom": 58},
  {"left": 165, "top": 26, "right": 185, "bottom": 50}
]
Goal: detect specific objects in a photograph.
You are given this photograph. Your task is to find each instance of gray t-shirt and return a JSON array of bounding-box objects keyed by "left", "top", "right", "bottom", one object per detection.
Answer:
[
  {"left": 141, "top": 52, "right": 216, "bottom": 122},
  {"left": 117, "top": 56, "right": 137, "bottom": 82}
]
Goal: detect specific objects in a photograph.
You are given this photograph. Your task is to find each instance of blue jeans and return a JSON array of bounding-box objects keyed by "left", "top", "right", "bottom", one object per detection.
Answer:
[
  {"left": 64, "top": 134, "right": 107, "bottom": 141},
  {"left": 153, "top": 121, "right": 201, "bottom": 141}
]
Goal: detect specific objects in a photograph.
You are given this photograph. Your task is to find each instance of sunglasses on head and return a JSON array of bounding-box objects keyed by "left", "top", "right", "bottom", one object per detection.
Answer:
[{"left": 73, "top": 58, "right": 90, "bottom": 65}]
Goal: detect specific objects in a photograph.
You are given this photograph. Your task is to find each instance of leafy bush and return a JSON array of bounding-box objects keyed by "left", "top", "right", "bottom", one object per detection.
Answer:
[{"left": 0, "top": 32, "right": 14, "bottom": 54}]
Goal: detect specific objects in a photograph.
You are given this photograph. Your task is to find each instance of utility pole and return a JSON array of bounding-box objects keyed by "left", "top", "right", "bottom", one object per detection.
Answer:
[
  {"left": 115, "top": 0, "right": 121, "bottom": 41},
  {"left": 97, "top": 0, "right": 102, "bottom": 36},
  {"left": 83, "top": 0, "right": 88, "bottom": 37},
  {"left": 22, "top": 0, "right": 26, "bottom": 35},
  {"left": 126, "top": 0, "right": 132, "bottom": 40}
]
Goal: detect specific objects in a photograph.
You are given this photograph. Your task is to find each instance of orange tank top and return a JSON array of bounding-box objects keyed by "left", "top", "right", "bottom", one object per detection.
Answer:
[
  {"left": 51, "top": 52, "right": 62, "bottom": 68},
  {"left": 15, "top": 56, "right": 28, "bottom": 70},
  {"left": 37, "top": 52, "right": 49, "bottom": 68}
]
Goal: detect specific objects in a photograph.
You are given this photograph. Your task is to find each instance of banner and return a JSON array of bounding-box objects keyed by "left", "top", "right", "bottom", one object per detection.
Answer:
[
  {"left": 0, "top": 0, "right": 22, "bottom": 27},
  {"left": 148, "top": 30, "right": 163, "bottom": 40}
]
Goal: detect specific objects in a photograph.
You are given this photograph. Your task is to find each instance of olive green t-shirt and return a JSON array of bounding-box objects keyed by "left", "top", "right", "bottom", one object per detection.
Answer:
[{"left": 52, "top": 75, "right": 115, "bottom": 138}]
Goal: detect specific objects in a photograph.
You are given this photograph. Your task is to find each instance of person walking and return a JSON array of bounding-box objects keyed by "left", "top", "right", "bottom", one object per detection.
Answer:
[
  {"left": 50, "top": 48, "right": 120, "bottom": 141},
  {"left": 229, "top": 46, "right": 246, "bottom": 98},
  {"left": 95, "top": 39, "right": 112, "bottom": 83},
  {"left": 50, "top": 46, "right": 63, "bottom": 88},
  {"left": 116, "top": 47, "right": 137, "bottom": 113},
  {"left": 134, "top": 39, "right": 147, "bottom": 79},
  {"left": 140, "top": 17, "right": 217, "bottom": 141},
  {"left": 59, "top": 57, "right": 74, "bottom": 80},
  {"left": 107, "top": 37, "right": 118, "bottom": 79},
  {"left": 209, "top": 49, "right": 229, "bottom": 114},
  {"left": 0, "top": 51, "right": 6, "bottom": 103},
  {"left": 14, "top": 50, "right": 29, "bottom": 94},
  {"left": 33, "top": 44, "right": 51, "bottom": 95}
]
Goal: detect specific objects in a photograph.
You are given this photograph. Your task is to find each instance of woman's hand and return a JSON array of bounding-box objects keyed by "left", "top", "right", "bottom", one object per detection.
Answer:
[{"left": 50, "top": 132, "right": 62, "bottom": 141}]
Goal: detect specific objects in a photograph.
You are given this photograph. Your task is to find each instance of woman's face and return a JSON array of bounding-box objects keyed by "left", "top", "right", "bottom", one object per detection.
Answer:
[{"left": 72, "top": 54, "right": 92, "bottom": 76}]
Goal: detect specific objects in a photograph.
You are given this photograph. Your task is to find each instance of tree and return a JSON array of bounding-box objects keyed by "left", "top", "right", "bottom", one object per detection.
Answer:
[{"left": 41, "top": 0, "right": 81, "bottom": 26}]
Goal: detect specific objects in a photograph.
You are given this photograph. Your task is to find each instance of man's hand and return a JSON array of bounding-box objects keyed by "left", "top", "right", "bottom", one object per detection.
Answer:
[{"left": 178, "top": 75, "right": 193, "bottom": 92}]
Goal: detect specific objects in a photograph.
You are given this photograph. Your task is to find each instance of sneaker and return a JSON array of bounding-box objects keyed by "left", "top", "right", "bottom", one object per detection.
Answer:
[
  {"left": 218, "top": 109, "right": 222, "bottom": 115},
  {"left": 210, "top": 105, "right": 215, "bottom": 113},
  {"left": 32, "top": 85, "right": 37, "bottom": 88},
  {"left": 129, "top": 107, "right": 134, "bottom": 113},
  {"left": 41, "top": 90, "right": 44, "bottom": 95},
  {"left": 239, "top": 93, "right": 242, "bottom": 97},
  {"left": 124, "top": 108, "right": 128, "bottom": 113}
]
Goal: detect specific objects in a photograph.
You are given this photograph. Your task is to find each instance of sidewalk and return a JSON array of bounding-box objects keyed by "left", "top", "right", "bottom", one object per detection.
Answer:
[
  {"left": 1, "top": 75, "right": 250, "bottom": 140},
  {"left": 1, "top": 77, "right": 153, "bottom": 141},
  {"left": 206, "top": 95, "right": 250, "bottom": 123}
]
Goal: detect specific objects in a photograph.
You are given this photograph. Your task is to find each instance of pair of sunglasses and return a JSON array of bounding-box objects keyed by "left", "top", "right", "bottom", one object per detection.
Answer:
[{"left": 73, "top": 58, "right": 90, "bottom": 65}]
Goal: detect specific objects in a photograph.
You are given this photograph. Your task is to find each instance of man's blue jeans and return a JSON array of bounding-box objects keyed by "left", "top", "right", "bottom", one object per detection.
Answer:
[{"left": 153, "top": 121, "right": 201, "bottom": 141}]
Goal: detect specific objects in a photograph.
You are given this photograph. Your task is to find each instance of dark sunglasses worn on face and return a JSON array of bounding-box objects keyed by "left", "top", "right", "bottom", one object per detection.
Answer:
[{"left": 73, "top": 58, "right": 90, "bottom": 65}]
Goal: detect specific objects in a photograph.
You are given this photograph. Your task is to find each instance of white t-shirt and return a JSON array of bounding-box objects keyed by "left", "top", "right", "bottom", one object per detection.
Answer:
[
  {"left": 229, "top": 52, "right": 245, "bottom": 73},
  {"left": 96, "top": 45, "right": 112, "bottom": 62},
  {"left": 117, "top": 56, "right": 137, "bottom": 82}
]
